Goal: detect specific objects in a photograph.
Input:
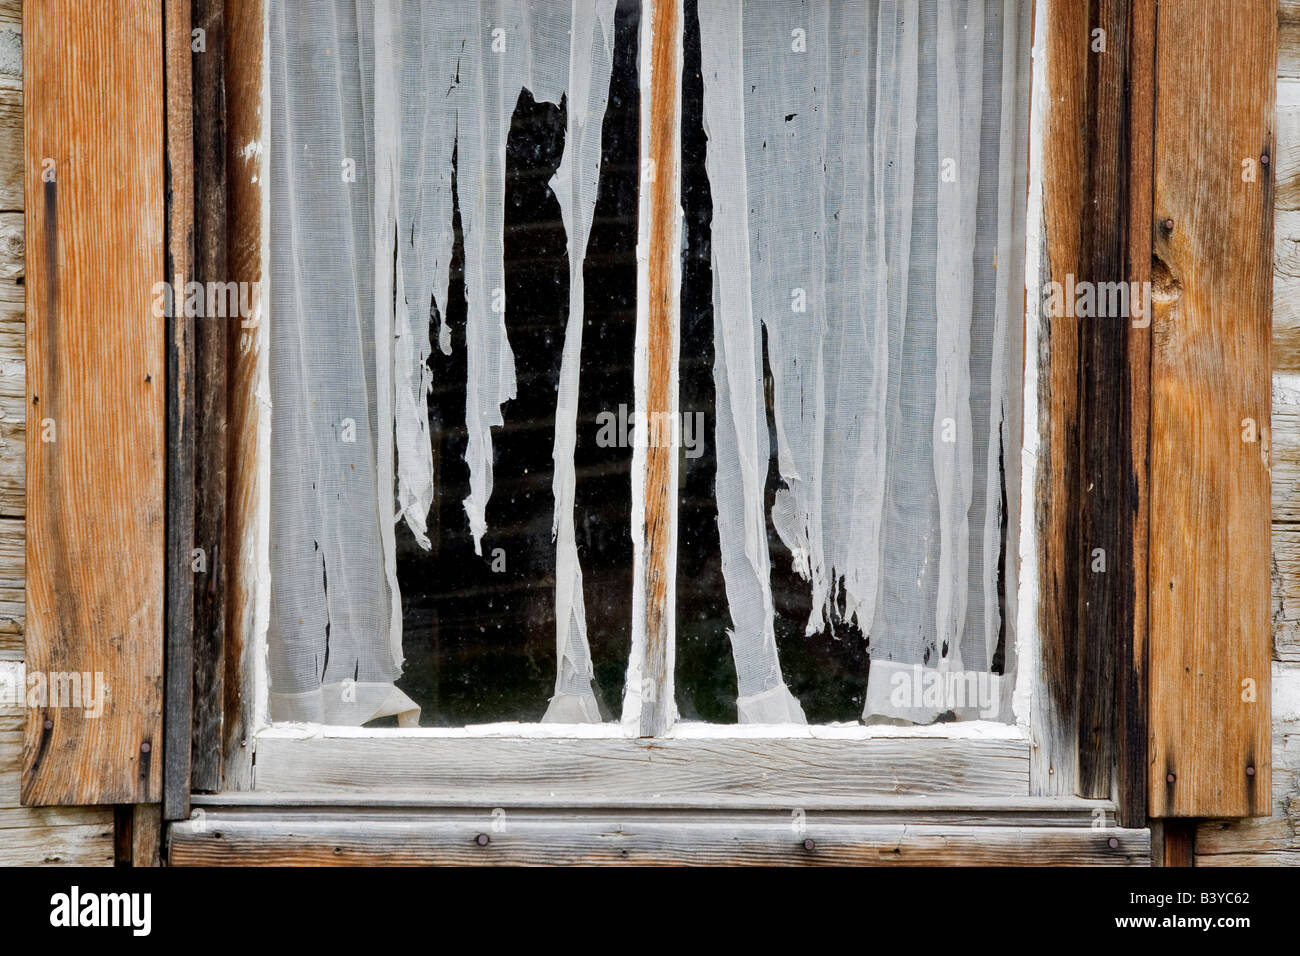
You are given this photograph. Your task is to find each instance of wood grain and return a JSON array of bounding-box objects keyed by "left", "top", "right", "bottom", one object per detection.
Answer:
[
  {"left": 1272, "top": 527, "right": 1300, "bottom": 660},
  {"left": 22, "top": 0, "right": 165, "bottom": 805},
  {"left": 0, "top": 820, "right": 114, "bottom": 864},
  {"left": 192, "top": 789, "right": 1118, "bottom": 822},
  {"left": 637, "top": 0, "right": 681, "bottom": 737},
  {"left": 1075, "top": 0, "right": 1137, "bottom": 802},
  {"left": 190, "top": 0, "right": 230, "bottom": 795},
  {"left": 1196, "top": 665, "right": 1300, "bottom": 863},
  {"left": 168, "top": 809, "right": 1149, "bottom": 866},
  {"left": 1271, "top": 80, "right": 1300, "bottom": 374},
  {"left": 1033, "top": 0, "right": 1141, "bottom": 802},
  {"left": 1032, "top": 0, "right": 1086, "bottom": 799},
  {"left": 131, "top": 801, "right": 162, "bottom": 866},
  {"left": 163, "top": 0, "right": 196, "bottom": 822},
  {"left": 1121, "top": 0, "right": 1156, "bottom": 828},
  {"left": 1148, "top": 0, "right": 1276, "bottom": 817},
  {"left": 0, "top": 88, "right": 21, "bottom": 210},
  {"left": 252, "top": 735, "right": 1031, "bottom": 800},
  {"left": 1153, "top": 818, "right": 1196, "bottom": 866},
  {"left": 221, "top": 0, "right": 264, "bottom": 790},
  {"left": 0, "top": 695, "right": 114, "bottom": 865},
  {"left": 0, "top": 211, "right": 25, "bottom": 524}
]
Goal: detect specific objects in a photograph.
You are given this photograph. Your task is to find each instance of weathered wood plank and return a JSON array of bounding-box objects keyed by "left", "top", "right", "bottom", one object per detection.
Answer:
[
  {"left": 0, "top": 804, "right": 110, "bottom": 828},
  {"left": 0, "top": 210, "right": 26, "bottom": 521},
  {"left": 1195, "top": 663, "right": 1300, "bottom": 862},
  {"left": 1120, "top": 0, "right": 1156, "bottom": 829},
  {"left": 1279, "top": 20, "right": 1300, "bottom": 79},
  {"left": 1148, "top": 0, "right": 1276, "bottom": 818},
  {"left": 1, "top": 690, "right": 114, "bottom": 865},
  {"left": 1030, "top": 0, "right": 1087, "bottom": 800},
  {"left": 0, "top": 820, "right": 114, "bottom": 865},
  {"left": 253, "top": 736, "right": 1030, "bottom": 800},
  {"left": 190, "top": 0, "right": 230, "bottom": 795},
  {"left": 1074, "top": 0, "right": 1138, "bottom": 802},
  {"left": 23, "top": 0, "right": 165, "bottom": 805},
  {"left": 131, "top": 802, "right": 162, "bottom": 866},
  {"left": 0, "top": 517, "right": 23, "bottom": 658},
  {"left": 1272, "top": 524, "right": 1300, "bottom": 661},
  {"left": 221, "top": 0, "right": 264, "bottom": 791},
  {"left": 192, "top": 790, "right": 1117, "bottom": 823},
  {"left": 162, "top": 0, "right": 196, "bottom": 823},
  {"left": 168, "top": 811, "right": 1149, "bottom": 866},
  {"left": 631, "top": 0, "right": 682, "bottom": 736},
  {"left": 1271, "top": 81, "right": 1300, "bottom": 374},
  {"left": 1271, "top": 375, "right": 1300, "bottom": 520},
  {"left": 0, "top": 88, "right": 21, "bottom": 210}
]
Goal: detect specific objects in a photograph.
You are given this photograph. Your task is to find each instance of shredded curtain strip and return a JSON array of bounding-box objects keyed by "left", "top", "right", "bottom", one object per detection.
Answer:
[
  {"left": 699, "top": 0, "right": 1029, "bottom": 723},
  {"left": 268, "top": 0, "right": 618, "bottom": 725}
]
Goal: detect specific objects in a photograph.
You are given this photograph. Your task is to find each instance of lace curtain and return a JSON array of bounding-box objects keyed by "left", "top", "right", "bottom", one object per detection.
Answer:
[
  {"left": 266, "top": 0, "right": 1027, "bottom": 727},
  {"left": 267, "top": 0, "right": 617, "bottom": 724},
  {"left": 699, "top": 0, "right": 1029, "bottom": 723}
]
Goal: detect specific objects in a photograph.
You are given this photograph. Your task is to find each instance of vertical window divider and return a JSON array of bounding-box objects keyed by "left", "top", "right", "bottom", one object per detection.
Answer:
[{"left": 630, "top": 0, "right": 684, "bottom": 737}]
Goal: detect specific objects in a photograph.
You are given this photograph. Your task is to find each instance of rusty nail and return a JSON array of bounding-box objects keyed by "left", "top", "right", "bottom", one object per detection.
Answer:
[
  {"left": 1107, "top": 837, "right": 1119, "bottom": 849},
  {"left": 475, "top": 833, "right": 490, "bottom": 846},
  {"left": 1246, "top": 765, "right": 1256, "bottom": 777},
  {"left": 802, "top": 838, "right": 815, "bottom": 851},
  {"left": 1166, "top": 772, "right": 1176, "bottom": 784}
]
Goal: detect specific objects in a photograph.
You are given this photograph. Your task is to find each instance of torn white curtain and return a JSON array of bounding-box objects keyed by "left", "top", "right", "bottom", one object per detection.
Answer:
[
  {"left": 698, "top": 0, "right": 1028, "bottom": 722},
  {"left": 268, "top": 0, "right": 618, "bottom": 725}
]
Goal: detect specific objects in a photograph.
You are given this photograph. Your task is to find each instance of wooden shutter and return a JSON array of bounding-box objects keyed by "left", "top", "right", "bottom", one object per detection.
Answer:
[
  {"left": 23, "top": 1, "right": 165, "bottom": 805},
  {"left": 1147, "top": 0, "right": 1276, "bottom": 818}
]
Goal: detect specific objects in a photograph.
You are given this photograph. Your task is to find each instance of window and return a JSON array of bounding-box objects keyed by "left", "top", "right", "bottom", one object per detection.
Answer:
[{"left": 264, "top": 0, "right": 1029, "bottom": 735}]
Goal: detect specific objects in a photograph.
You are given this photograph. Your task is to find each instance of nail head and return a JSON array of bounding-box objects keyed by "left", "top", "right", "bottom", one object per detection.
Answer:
[
  {"left": 475, "top": 832, "right": 490, "bottom": 846},
  {"left": 140, "top": 742, "right": 151, "bottom": 753},
  {"left": 1107, "top": 837, "right": 1119, "bottom": 849},
  {"left": 1246, "top": 765, "right": 1256, "bottom": 777},
  {"left": 42, "top": 718, "right": 52, "bottom": 730},
  {"left": 1166, "top": 772, "right": 1176, "bottom": 784},
  {"left": 802, "top": 838, "right": 815, "bottom": 851}
]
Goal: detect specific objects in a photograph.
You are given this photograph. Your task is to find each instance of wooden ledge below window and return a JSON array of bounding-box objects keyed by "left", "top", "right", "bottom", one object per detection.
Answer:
[{"left": 168, "top": 794, "right": 1150, "bottom": 866}]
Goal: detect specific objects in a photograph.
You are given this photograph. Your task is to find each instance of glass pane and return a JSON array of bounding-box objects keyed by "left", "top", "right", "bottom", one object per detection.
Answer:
[
  {"left": 267, "top": 0, "right": 641, "bottom": 728},
  {"left": 676, "top": 0, "right": 1030, "bottom": 726}
]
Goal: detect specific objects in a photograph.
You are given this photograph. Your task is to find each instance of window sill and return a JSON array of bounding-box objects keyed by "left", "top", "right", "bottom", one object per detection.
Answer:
[{"left": 169, "top": 795, "right": 1150, "bottom": 866}]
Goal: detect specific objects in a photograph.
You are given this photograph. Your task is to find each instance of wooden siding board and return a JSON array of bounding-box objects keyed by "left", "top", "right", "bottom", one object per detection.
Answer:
[
  {"left": 190, "top": 0, "right": 231, "bottom": 795},
  {"left": 168, "top": 811, "right": 1150, "bottom": 866},
  {"left": 1033, "top": 0, "right": 1147, "bottom": 807},
  {"left": 1120, "top": 0, "right": 1156, "bottom": 828},
  {"left": 0, "top": 691, "right": 114, "bottom": 864},
  {"left": 1196, "top": 665, "right": 1300, "bottom": 861},
  {"left": 163, "top": 0, "right": 197, "bottom": 822},
  {"left": 1075, "top": 0, "right": 1138, "bottom": 801},
  {"left": 221, "top": 0, "right": 264, "bottom": 791},
  {"left": 1148, "top": 0, "right": 1276, "bottom": 818},
  {"left": 22, "top": 0, "right": 166, "bottom": 805}
]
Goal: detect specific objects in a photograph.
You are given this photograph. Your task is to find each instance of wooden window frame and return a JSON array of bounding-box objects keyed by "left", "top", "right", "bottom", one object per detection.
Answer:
[
  {"left": 178, "top": 0, "right": 1160, "bottom": 840},
  {"left": 23, "top": 0, "right": 1277, "bottom": 865},
  {"left": 176, "top": 0, "right": 1146, "bottom": 848},
  {"left": 221, "top": 0, "right": 1039, "bottom": 775}
]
